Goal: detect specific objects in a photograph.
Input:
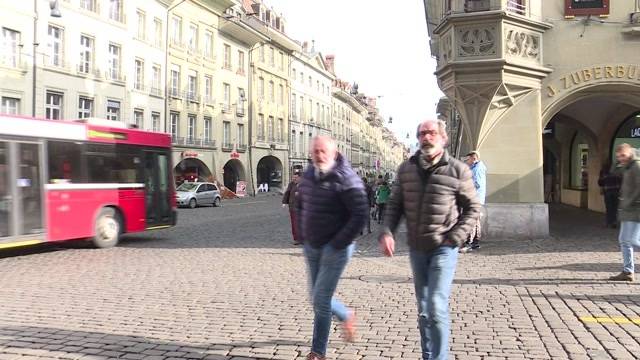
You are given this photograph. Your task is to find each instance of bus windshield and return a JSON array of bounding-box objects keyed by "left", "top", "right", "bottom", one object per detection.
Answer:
[{"left": 177, "top": 183, "right": 198, "bottom": 192}]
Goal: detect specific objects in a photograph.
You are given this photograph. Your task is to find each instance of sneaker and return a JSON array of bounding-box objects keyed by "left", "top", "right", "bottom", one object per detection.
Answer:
[
  {"left": 306, "top": 352, "right": 325, "bottom": 360},
  {"left": 609, "top": 272, "right": 634, "bottom": 281},
  {"left": 459, "top": 245, "right": 473, "bottom": 253},
  {"left": 342, "top": 311, "right": 357, "bottom": 342},
  {"left": 470, "top": 242, "right": 480, "bottom": 250}
]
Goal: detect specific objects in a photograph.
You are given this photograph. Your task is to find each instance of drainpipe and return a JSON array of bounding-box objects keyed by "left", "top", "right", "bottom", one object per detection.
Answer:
[{"left": 247, "top": 43, "right": 259, "bottom": 196}]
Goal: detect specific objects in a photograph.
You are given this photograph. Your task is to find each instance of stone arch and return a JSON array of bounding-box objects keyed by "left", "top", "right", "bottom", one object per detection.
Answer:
[
  {"left": 256, "top": 156, "right": 283, "bottom": 191},
  {"left": 223, "top": 159, "right": 246, "bottom": 193},
  {"left": 174, "top": 158, "right": 213, "bottom": 185}
]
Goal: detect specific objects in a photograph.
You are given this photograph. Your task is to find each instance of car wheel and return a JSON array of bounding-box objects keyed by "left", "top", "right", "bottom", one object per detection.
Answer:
[
  {"left": 213, "top": 197, "right": 221, "bottom": 207},
  {"left": 92, "top": 207, "right": 121, "bottom": 248},
  {"left": 189, "top": 198, "right": 197, "bottom": 209}
]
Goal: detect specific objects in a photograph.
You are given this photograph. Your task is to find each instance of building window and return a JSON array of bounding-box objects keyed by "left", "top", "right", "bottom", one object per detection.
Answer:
[
  {"left": 78, "top": 96, "right": 93, "bottom": 119},
  {"left": 316, "top": 102, "right": 320, "bottom": 125},
  {"left": 134, "top": 59, "right": 144, "bottom": 90},
  {"left": 79, "top": 35, "right": 93, "bottom": 74},
  {"left": 299, "top": 131, "right": 304, "bottom": 154},
  {"left": 188, "top": 23, "right": 198, "bottom": 52},
  {"left": 258, "top": 77, "right": 264, "bottom": 100},
  {"left": 299, "top": 95, "right": 304, "bottom": 120},
  {"left": 279, "top": 51, "right": 284, "bottom": 70},
  {"left": 292, "top": 68, "right": 296, "bottom": 81},
  {"left": 223, "top": 83, "right": 231, "bottom": 110},
  {"left": 134, "top": 109, "right": 144, "bottom": 128},
  {"left": 237, "top": 124, "right": 245, "bottom": 146},
  {"left": 204, "top": 117, "right": 212, "bottom": 143},
  {"left": 278, "top": 118, "right": 283, "bottom": 142},
  {"left": 187, "top": 115, "right": 196, "bottom": 141},
  {"left": 268, "top": 116, "right": 274, "bottom": 141},
  {"left": 238, "top": 50, "right": 245, "bottom": 74},
  {"left": 47, "top": 25, "right": 63, "bottom": 67},
  {"left": 45, "top": 91, "right": 63, "bottom": 120},
  {"left": 152, "top": 65, "right": 161, "bottom": 95},
  {"left": 80, "top": 0, "right": 96, "bottom": 12},
  {"left": 309, "top": 99, "right": 313, "bottom": 121},
  {"left": 152, "top": 112, "right": 160, "bottom": 132},
  {"left": 109, "top": 0, "right": 123, "bottom": 22},
  {"left": 204, "top": 75, "right": 212, "bottom": 102},
  {"left": 290, "top": 131, "right": 296, "bottom": 153},
  {"left": 108, "top": 44, "right": 120, "bottom": 80},
  {"left": 278, "top": 84, "right": 284, "bottom": 105},
  {"left": 171, "top": 65, "right": 180, "bottom": 97},
  {"left": 171, "top": 16, "right": 182, "bottom": 45},
  {"left": 1, "top": 97, "right": 20, "bottom": 115},
  {"left": 308, "top": 76, "right": 312, "bottom": 87},
  {"left": 258, "top": 114, "right": 265, "bottom": 140},
  {"left": 170, "top": 112, "right": 179, "bottom": 138},
  {"left": 237, "top": 87, "right": 245, "bottom": 116},
  {"left": 223, "top": 121, "right": 231, "bottom": 147},
  {"left": 106, "top": 99, "right": 120, "bottom": 121},
  {"left": 300, "top": 71, "right": 304, "bottom": 84},
  {"left": 154, "top": 18, "right": 163, "bottom": 48},
  {"left": 224, "top": 44, "right": 231, "bottom": 69},
  {"left": 317, "top": 80, "right": 320, "bottom": 92},
  {"left": 611, "top": 112, "right": 640, "bottom": 164},
  {"left": 204, "top": 30, "right": 213, "bottom": 58},
  {"left": 136, "top": 10, "right": 146, "bottom": 40},
  {"left": 187, "top": 70, "right": 197, "bottom": 100},
  {"left": 291, "top": 93, "right": 296, "bottom": 119},
  {"left": 259, "top": 45, "right": 264, "bottom": 62},
  {"left": 570, "top": 132, "right": 589, "bottom": 189},
  {"left": 269, "top": 81, "right": 274, "bottom": 103},
  {"left": 269, "top": 46, "right": 274, "bottom": 66}
]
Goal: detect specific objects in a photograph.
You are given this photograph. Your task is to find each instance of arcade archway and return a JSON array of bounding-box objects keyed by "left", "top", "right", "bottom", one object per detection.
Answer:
[
  {"left": 174, "top": 158, "right": 212, "bottom": 185},
  {"left": 256, "top": 156, "right": 283, "bottom": 191},
  {"left": 223, "top": 159, "right": 246, "bottom": 193}
]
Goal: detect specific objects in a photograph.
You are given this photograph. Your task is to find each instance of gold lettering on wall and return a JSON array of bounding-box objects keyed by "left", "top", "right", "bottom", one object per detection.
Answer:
[{"left": 546, "top": 64, "right": 640, "bottom": 98}]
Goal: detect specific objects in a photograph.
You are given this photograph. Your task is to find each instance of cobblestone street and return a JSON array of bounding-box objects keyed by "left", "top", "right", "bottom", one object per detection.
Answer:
[{"left": 1, "top": 197, "right": 639, "bottom": 359}]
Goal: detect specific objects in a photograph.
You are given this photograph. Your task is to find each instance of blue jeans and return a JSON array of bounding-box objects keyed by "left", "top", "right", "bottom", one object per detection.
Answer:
[
  {"left": 619, "top": 221, "right": 640, "bottom": 273},
  {"left": 409, "top": 245, "right": 459, "bottom": 360},
  {"left": 303, "top": 242, "right": 355, "bottom": 356}
]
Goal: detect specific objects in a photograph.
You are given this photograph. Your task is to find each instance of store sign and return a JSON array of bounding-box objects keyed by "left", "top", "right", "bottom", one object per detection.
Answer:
[
  {"left": 181, "top": 151, "right": 200, "bottom": 158},
  {"left": 106, "top": 100, "right": 121, "bottom": 109},
  {"left": 564, "top": 0, "right": 609, "bottom": 17},
  {"left": 236, "top": 181, "right": 247, "bottom": 197},
  {"left": 546, "top": 64, "right": 640, "bottom": 98},
  {"left": 230, "top": 151, "right": 240, "bottom": 159},
  {"left": 632, "top": 127, "right": 640, "bottom": 138}
]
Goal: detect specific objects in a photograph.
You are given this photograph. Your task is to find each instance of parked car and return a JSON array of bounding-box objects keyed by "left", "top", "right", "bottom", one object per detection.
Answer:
[{"left": 176, "top": 182, "right": 222, "bottom": 208}]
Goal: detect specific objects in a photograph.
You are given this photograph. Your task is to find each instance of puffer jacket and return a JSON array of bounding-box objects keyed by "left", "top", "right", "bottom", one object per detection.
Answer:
[
  {"left": 619, "top": 151, "right": 640, "bottom": 222},
  {"left": 296, "top": 154, "right": 368, "bottom": 249},
  {"left": 383, "top": 151, "right": 480, "bottom": 251}
]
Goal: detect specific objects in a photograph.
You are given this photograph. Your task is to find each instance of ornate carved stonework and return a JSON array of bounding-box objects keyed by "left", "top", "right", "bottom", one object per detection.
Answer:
[
  {"left": 505, "top": 28, "right": 540, "bottom": 61},
  {"left": 457, "top": 25, "right": 496, "bottom": 57},
  {"left": 441, "top": 32, "right": 453, "bottom": 64}
]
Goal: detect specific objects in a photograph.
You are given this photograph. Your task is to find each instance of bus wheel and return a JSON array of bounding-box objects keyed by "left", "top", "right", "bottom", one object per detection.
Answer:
[
  {"left": 93, "top": 207, "right": 121, "bottom": 248},
  {"left": 189, "top": 198, "right": 197, "bottom": 209},
  {"left": 213, "top": 197, "right": 221, "bottom": 207}
]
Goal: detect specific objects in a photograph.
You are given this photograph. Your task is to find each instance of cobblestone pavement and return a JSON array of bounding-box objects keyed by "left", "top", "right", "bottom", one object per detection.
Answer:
[{"left": 1, "top": 197, "right": 639, "bottom": 360}]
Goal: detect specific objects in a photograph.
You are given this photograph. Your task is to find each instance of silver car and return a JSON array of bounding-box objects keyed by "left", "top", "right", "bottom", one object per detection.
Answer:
[{"left": 176, "top": 182, "right": 222, "bottom": 208}]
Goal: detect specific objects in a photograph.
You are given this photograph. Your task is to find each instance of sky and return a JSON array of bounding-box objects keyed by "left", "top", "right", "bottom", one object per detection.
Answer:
[{"left": 266, "top": 0, "right": 443, "bottom": 147}]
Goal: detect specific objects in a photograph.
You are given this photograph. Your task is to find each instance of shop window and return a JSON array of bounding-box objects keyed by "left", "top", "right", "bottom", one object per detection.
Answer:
[
  {"left": 611, "top": 112, "right": 640, "bottom": 165},
  {"left": 570, "top": 132, "right": 589, "bottom": 189},
  {"left": 564, "top": 0, "right": 609, "bottom": 17}
]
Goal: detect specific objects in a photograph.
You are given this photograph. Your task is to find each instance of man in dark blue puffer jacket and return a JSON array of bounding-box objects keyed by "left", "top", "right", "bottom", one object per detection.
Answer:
[{"left": 296, "top": 136, "right": 368, "bottom": 360}]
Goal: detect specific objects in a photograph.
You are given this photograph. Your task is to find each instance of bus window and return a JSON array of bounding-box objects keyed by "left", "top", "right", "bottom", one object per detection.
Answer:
[
  {"left": 85, "top": 144, "right": 142, "bottom": 184},
  {"left": 47, "top": 141, "right": 82, "bottom": 183}
]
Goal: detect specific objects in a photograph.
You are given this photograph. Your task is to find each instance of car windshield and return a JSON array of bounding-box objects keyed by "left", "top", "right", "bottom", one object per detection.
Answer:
[{"left": 177, "top": 183, "right": 199, "bottom": 192}]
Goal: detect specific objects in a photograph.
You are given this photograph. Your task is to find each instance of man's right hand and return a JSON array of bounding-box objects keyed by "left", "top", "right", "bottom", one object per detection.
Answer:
[{"left": 379, "top": 233, "right": 395, "bottom": 257}]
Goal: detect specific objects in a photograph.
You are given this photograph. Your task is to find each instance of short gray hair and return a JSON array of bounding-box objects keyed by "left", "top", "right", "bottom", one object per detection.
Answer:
[{"left": 416, "top": 119, "right": 448, "bottom": 143}]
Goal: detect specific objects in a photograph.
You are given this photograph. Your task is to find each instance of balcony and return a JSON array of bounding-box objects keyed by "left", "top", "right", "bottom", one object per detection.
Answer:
[
  {"left": 237, "top": 144, "right": 247, "bottom": 152},
  {"left": 76, "top": 64, "right": 101, "bottom": 78},
  {"left": 105, "top": 70, "right": 125, "bottom": 83},
  {"left": 150, "top": 87, "right": 162, "bottom": 97},
  {"left": 236, "top": 106, "right": 245, "bottom": 117},
  {"left": 184, "top": 91, "right": 200, "bottom": 103},
  {"left": 221, "top": 104, "right": 231, "bottom": 113},
  {"left": 221, "top": 142, "right": 233, "bottom": 151},
  {"left": 172, "top": 136, "right": 217, "bottom": 149}
]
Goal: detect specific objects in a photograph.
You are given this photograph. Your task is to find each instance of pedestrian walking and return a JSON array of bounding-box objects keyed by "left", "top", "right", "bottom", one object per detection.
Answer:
[
  {"left": 598, "top": 161, "right": 622, "bottom": 228},
  {"left": 282, "top": 171, "right": 302, "bottom": 245},
  {"left": 460, "top": 150, "right": 487, "bottom": 253},
  {"left": 362, "top": 177, "right": 374, "bottom": 234},
  {"left": 296, "top": 136, "right": 368, "bottom": 360},
  {"left": 375, "top": 181, "right": 391, "bottom": 224},
  {"left": 379, "top": 119, "right": 480, "bottom": 360},
  {"left": 609, "top": 144, "right": 640, "bottom": 282}
]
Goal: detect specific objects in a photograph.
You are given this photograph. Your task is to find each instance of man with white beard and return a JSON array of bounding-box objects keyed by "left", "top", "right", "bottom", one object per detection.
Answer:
[
  {"left": 379, "top": 119, "right": 480, "bottom": 360},
  {"left": 295, "top": 136, "right": 368, "bottom": 360}
]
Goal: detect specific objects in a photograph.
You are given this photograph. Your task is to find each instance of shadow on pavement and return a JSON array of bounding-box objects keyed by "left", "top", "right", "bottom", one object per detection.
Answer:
[
  {"left": 516, "top": 262, "right": 620, "bottom": 273},
  {"left": 0, "top": 325, "right": 307, "bottom": 360}
]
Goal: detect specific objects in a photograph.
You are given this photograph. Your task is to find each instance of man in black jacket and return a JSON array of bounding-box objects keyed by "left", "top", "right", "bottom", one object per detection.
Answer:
[
  {"left": 379, "top": 119, "right": 480, "bottom": 360},
  {"left": 296, "top": 136, "right": 368, "bottom": 360}
]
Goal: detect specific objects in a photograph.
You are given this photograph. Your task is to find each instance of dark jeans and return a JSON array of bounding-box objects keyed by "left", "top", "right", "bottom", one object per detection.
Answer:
[
  {"left": 377, "top": 203, "right": 386, "bottom": 223},
  {"left": 289, "top": 210, "right": 299, "bottom": 242},
  {"left": 604, "top": 191, "right": 619, "bottom": 226}
]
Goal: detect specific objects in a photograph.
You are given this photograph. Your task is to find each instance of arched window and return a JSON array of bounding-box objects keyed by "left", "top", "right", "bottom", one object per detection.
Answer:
[
  {"left": 570, "top": 132, "right": 589, "bottom": 189},
  {"left": 611, "top": 112, "right": 640, "bottom": 165}
]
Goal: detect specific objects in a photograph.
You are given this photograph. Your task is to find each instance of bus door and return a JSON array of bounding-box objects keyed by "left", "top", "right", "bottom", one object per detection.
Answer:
[
  {"left": 0, "top": 140, "right": 44, "bottom": 243},
  {"left": 143, "top": 151, "right": 172, "bottom": 227}
]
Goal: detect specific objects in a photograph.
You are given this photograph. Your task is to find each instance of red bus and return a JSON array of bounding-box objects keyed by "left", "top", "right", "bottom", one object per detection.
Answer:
[{"left": 0, "top": 115, "right": 177, "bottom": 249}]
